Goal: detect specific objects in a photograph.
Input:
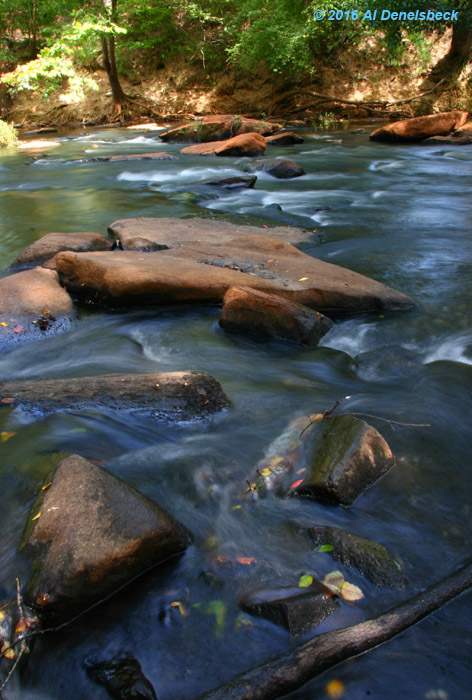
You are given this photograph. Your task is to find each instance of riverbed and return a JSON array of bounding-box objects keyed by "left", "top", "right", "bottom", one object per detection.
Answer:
[{"left": 0, "top": 126, "right": 471, "bottom": 699}]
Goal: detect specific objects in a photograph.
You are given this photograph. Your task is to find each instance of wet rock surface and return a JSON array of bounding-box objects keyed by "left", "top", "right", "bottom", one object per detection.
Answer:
[
  {"left": 108, "top": 216, "right": 314, "bottom": 249},
  {"left": 8, "top": 231, "right": 112, "bottom": 270},
  {"left": 160, "top": 116, "right": 281, "bottom": 143},
  {"left": 240, "top": 582, "right": 337, "bottom": 636},
  {"left": 308, "top": 525, "right": 407, "bottom": 588},
  {"left": 0, "top": 371, "right": 230, "bottom": 420},
  {"left": 56, "top": 232, "right": 416, "bottom": 314},
  {"left": 369, "top": 111, "right": 469, "bottom": 143},
  {"left": 74, "top": 152, "right": 177, "bottom": 164},
  {"left": 265, "top": 132, "right": 305, "bottom": 146},
  {"left": 181, "top": 132, "right": 267, "bottom": 157},
  {"left": 203, "top": 175, "right": 257, "bottom": 189},
  {"left": 219, "top": 285, "right": 333, "bottom": 346},
  {"left": 292, "top": 415, "right": 395, "bottom": 506},
  {"left": 244, "top": 158, "right": 306, "bottom": 179},
  {"left": 86, "top": 657, "right": 158, "bottom": 700},
  {"left": 22, "top": 454, "right": 192, "bottom": 625},
  {"left": 422, "top": 135, "right": 472, "bottom": 146}
]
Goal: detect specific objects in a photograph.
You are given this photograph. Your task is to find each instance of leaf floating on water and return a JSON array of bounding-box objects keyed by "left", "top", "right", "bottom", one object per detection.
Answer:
[
  {"left": 260, "top": 468, "right": 272, "bottom": 477},
  {"left": 341, "top": 581, "right": 364, "bottom": 602},
  {"left": 170, "top": 601, "right": 188, "bottom": 617},
  {"left": 232, "top": 504, "right": 242, "bottom": 511},
  {"left": 296, "top": 468, "right": 307, "bottom": 475},
  {"left": 41, "top": 482, "right": 52, "bottom": 491},
  {"left": 0, "top": 431, "right": 16, "bottom": 442},
  {"left": 325, "top": 679, "right": 345, "bottom": 699},
  {"left": 298, "top": 574, "right": 314, "bottom": 588},
  {"left": 316, "top": 544, "right": 334, "bottom": 553},
  {"left": 35, "top": 592, "right": 50, "bottom": 606},
  {"left": 12, "top": 325, "right": 25, "bottom": 334},
  {"left": 290, "top": 479, "right": 304, "bottom": 489},
  {"left": 237, "top": 557, "right": 255, "bottom": 566},
  {"left": 31, "top": 512, "right": 41, "bottom": 522},
  {"left": 0, "top": 322, "right": 7, "bottom": 328},
  {"left": 323, "top": 571, "right": 345, "bottom": 596},
  {"left": 1, "top": 398, "right": 15, "bottom": 404}
]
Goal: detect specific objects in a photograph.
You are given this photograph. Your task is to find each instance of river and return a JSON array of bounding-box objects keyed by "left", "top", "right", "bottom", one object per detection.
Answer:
[{"left": 0, "top": 126, "right": 471, "bottom": 699}]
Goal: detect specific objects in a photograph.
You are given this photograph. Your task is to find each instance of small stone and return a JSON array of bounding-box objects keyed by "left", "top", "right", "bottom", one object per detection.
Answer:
[{"left": 86, "top": 657, "right": 158, "bottom": 699}]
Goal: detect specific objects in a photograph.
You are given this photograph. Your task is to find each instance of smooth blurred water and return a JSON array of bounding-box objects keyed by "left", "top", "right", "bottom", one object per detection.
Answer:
[{"left": 0, "top": 126, "right": 471, "bottom": 700}]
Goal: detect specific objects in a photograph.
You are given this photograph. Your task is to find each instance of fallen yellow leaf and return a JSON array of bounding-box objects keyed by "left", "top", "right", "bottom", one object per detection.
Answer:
[
  {"left": 0, "top": 431, "right": 15, "bottom": 442},
  {"left": 31, "top": 512, "right": 41, "bottom": 521},
  {"left": 325, "top": 679, "right": 345, "bottom": 699},
  {"left": 41, "top": 482, "right": 52, "bottom": 491},
  {"left": 299, "top": 277, "right": 308, "bottom": 282},
  {"left": 260, "top": 468, "right": 272, "bottom": 476},
  {"left": 232, "top": 505, "right": 242, "bottom": 511},
  {"left": 0, "top": 322, "right": 7, "bottom": 327},
  {"left": 341, "top": 581, "right": 365, "bottom": 602}
]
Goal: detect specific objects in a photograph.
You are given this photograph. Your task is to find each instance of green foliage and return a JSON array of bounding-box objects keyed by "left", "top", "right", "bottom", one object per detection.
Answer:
[
  {"left": 0, "top": 119, "right": 18, "bottom": 148},
  {"left": 315, "top": 112, "right": 349, "bottom": 130}
]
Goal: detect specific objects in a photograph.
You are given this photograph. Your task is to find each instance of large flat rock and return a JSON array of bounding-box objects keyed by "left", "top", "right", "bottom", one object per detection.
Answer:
[
  {"left": 8, "top": 231, "right": 112, "bottom": 270},
  {"left": 160, "top": 116, "right": 281, "bottom": 143},
  {"left": 56, "top": 233, "right": 416, "bottom": 315},
  {"left": 181, "top": 132, "right": 267, "bottom": 157},
  {"left": 22, "top": 454, "right": 192, "bottom": 625},
  {"left": 108, "top": 217, "right": 315, "bottom": 250},
  {"left": 370, "top": 111, "right": 469, "bottom": 143},
  {"left": 0, "top": 371, "right": 229, "bottom": 420}
]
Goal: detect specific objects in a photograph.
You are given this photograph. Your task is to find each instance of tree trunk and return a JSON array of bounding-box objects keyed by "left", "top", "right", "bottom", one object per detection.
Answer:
[
  {"left": 194, "top": 560, "right": 472, "bottom": 700},
  {"left": 101, "top": 0, "right": 126, "bottom": 114}
]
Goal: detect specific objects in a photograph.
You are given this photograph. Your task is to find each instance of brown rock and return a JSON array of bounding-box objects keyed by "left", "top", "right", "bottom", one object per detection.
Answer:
[
  {"left": 240, "top": 583, "right": 337, "bottom": 636},
  {"left": 181, "top": 132, "right": 267, "bottom": 157},
  {"left": 292, "top": 415, "right": 394, "bottom": 506},
  {"left": 108, "top": 217, "right": 315, "bottom": 250},
  {"left": 0, "top": 371, "right": 229, "bottom": 420},
  {"left": 9, "top": 232, "right": 112, "bottom": 270},
  {"left": 245, "top": 158, "right": 305, "bottom": 179},
  {"left": 266, "top": 132, "right": 305, "bottom": 146},
  {"left": 0, "top": 268, "right": 75, "bottom": 341},
  {"left": 160, "top": 116, "right": 281, "bottom": 143},
  {"left": 369, "top": 111, "right": 469, "bottom": 143},
  {"left": 456, "top": 121, "right": 472, "bottom": 136},
  {"left": 219, "top": 286, "right": 333, "bottom": 346},
  {"left": 55, "top": 235, "right": 415, "bottom": 314},
  {"left": 203, "top": 175, "right": 257, "bottom": 189},
  {"left": 22, "top": 454, "right": 192, "bottom": 625},
  {"left": 108, "top": 152, "right": 176, "bottom": 161}
]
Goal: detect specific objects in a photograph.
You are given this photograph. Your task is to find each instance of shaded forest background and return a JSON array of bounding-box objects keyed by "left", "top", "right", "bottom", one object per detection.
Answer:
[{"left": 0, "top": 0, "right": 471, "bottom": 125}]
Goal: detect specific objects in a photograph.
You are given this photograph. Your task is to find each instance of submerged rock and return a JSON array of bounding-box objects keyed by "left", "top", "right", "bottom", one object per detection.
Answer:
[
  {"left": 0, "top": 268, "right": 76, "bottom": 345},
  {"left": 86, "top": 657, "right": 158, "bottom": 700},
  {"left": 8, "top": 231, "right": 112, "bottom": 270},
  {"left": 108, "top": 216, "right": 314, "bottom": 250},
  {"left": 291, "top": 415, "right": 394, "bottom": 506},
  {"left": 0, "top": 371, "right": 229, "bottom": 420},
  {"left": 240, "top": 582, "right": 337, "bottom": 636},
  {"left": 21, "top": 454, "right": 192, "bottom": 625},
  {"left": 160, "top": 116, "right": 281, "bottom": 143},
  {"left": 245, "top": 158, "right": 305, "bottom": 179},
  {"left": 422, "top": 135, "right": 472, "bottom": 146},
  {"left": 266, "top": 132, "right": 304, "bottom": 146},
  {"left": 181, "top": 132, "right": 267, "bottom": 157},
  {"left": 203, "top": 175, "right": 257, "bottom": 189},
  {"left": 369, "top": 111, "right": 469, "bottom": 143},
  {"left": 56, "top": 234, "right": 416, "bottom": 315},
  {"left": 219, "top": 285, "right": 333, "bottom": 346},
  {"left": 308, "top": 525, "right": 406, "bottom": 588}
]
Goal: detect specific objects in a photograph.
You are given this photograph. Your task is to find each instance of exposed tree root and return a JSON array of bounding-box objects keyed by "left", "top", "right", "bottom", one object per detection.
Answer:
[{"left": 195, "top": 559, "right": 472, "bottom": 700}]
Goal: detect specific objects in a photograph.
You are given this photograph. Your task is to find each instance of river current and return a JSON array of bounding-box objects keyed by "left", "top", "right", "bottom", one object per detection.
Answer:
[{"left": 0, "top": 126, "right": 471, "bottom": 699}]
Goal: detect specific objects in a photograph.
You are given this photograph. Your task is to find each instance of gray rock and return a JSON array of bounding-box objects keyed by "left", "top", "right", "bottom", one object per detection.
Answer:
[
  {"left": 291, "top": 415, "right": 394, "bottom": 506},
  {"left": 245, "top": 158, "right": 306, "bottom": 179},
  {"left": 240, "top": 582, "right": 337, "bottom": 636},
  {"left": 308, "top": 525, "right": 406, "bottom": 588},
  {"left": 86, "top": 657, "right": 158, "bottom": 700},
  {"left": 203, "top": 175, "right": 257, "bottom": 189},
  {"left": 0, "top": 371, "right": 230, "bottom": 421},
  {"left": 22, "top": 454, "right": 192, "bottom": 625}
]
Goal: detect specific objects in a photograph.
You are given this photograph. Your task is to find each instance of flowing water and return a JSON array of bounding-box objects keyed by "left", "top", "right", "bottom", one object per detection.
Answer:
[{"left": 0, "top": 126, "right": 471, "bottom": 699}]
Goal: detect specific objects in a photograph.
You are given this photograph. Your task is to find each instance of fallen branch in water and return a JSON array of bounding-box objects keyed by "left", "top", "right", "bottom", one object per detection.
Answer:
[{"left": 195, "top": 559, "right": 472, "bottom": 700}]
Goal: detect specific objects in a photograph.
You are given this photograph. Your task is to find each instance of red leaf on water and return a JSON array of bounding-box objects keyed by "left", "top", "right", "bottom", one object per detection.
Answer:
[
  {"left": 237, "top": 557, "right": 255, "bottom": 565},
  {"left": 13, "top": 325, "right": 25, "bottom": 334},
  {"left": 290, "top": 479, "right": 304, "bottom": 489}
]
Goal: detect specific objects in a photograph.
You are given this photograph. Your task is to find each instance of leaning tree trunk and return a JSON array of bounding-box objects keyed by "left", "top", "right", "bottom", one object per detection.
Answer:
[
  {"left": 417, "top": 12, "right": 472, "bottom": 113},
  {"left": 102, "top": 0, "right": 126, "bottom": 116}
]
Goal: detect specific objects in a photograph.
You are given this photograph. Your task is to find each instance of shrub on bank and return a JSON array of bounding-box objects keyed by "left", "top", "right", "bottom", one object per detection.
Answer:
[{"left": 0, "top": 119, "right": 18, "bottom": 148}]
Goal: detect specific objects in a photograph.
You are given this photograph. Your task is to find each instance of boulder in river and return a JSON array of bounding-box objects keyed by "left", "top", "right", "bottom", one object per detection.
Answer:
[
  {"left": 8, "top": 231, "right": 112, "bottom": 270},
  {"left": 422, "top": 135, "right": 472, "bottom": 146},
  {"left": 21, "top": 454, "right": 192, "bottom": 625},
  {"left": 456, "top": 121, "right": 472, "bottom": 136},
  {"left": 203, "top": 175, "right": 257, "bottom": 189},
  {"left": 56, "top": 232, "right": 416, "bottom": 314},
  {"left": 265, "top": 132, "right": 305, "bottom": 146},
  {"left": 0, "top": 268, "right": 76, "bottom": 344},
  {"left": 240, "top": 582, "right": 337, "bottom": 636},
  {"left": 0, "top": 371, "right": 229, "bottom": 420},
  {"left": 181, "top": 132, "right": 267, "bottom": 157},
  {"left": 219, "top": 285, "right": 333, "bottom": 346},
  {"left": 160, "top": 116, "right": 281, "bottom": 143},
  {"left": 291, "top": 415, "right": 394, "bottom": 506},
  {"left": 369, "top": 111, "right": 469, "bottom": 143},
  {"left": 307, "top": 525, "right": 406, "bottom": 588},
  {"left": 108, "top": 216, "right": 314, "bottom": 250},
  {"left": 244, "top": 158, "right": 305, "bottom": 179},
  {"left": 86, "top": 657, "right": 158, "bottom": 700}
]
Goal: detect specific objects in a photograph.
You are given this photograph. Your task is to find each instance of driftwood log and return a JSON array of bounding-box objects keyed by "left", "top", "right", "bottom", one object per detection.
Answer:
[{"left": 195, "top": 560, "right": 472, "bottom": 700}]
